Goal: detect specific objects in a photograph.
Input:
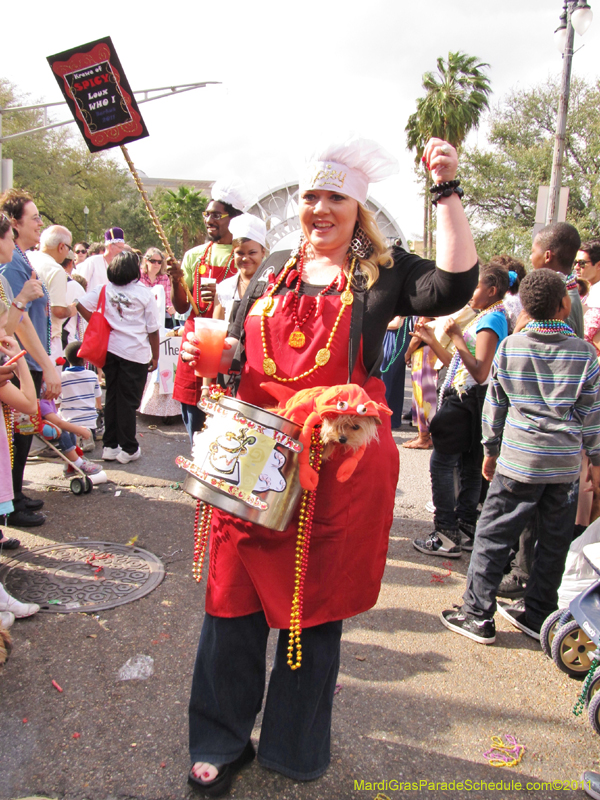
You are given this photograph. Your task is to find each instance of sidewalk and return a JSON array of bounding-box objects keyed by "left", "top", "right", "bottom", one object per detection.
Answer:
[{"left": 0, "top": 416, "right": 595, "bottom": 800}]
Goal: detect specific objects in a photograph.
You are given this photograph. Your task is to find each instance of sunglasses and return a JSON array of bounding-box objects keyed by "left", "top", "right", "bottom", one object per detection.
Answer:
[
  {"left": 146, "top": 257, "right": 163, "bottom": 265},
  {"left": 203, "top": 211, "right": 229, "bottom": 221},
  {"left": 575, "top": 259, "right": 592, "bottom": 268},
  {"left": 75, "top": 249, "right": 87, "bottom": 254}
]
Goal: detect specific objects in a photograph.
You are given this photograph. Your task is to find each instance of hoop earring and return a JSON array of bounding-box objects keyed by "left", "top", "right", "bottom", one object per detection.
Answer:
[{"left": 350, "top": 225, "right": 374, "bottom": 259}]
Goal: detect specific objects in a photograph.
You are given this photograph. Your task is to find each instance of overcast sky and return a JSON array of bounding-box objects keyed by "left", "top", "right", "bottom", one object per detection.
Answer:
[{"left": 1, "top": 0, "right": 598, "bottom": 241}]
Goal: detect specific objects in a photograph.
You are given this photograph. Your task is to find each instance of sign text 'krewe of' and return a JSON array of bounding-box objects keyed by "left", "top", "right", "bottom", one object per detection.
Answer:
[{"left": 47, "top": 36, "right": 148, "bottom": 153}]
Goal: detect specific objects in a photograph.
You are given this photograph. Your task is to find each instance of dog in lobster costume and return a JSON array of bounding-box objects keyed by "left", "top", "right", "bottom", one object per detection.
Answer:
[{"left": 261, "top": 382, "right": 392, "bottom": 491}]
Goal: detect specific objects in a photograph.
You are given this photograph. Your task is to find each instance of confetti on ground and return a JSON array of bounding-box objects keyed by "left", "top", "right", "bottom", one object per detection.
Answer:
[
  {"left": 483, "top": 734, "right": 525, "bottom": 767},
  {"left": 334, "top": 684, "right": 342, "bottom": 695},
  {"left": 51, "top": 680, "right": 63, "bottom": 693},
  {"left": 72, "top": 732, "right": 80, "bottom": 739}
]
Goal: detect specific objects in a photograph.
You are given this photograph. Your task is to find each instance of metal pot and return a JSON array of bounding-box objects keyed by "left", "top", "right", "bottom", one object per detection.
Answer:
[{"left": 179, "top": 395, "right": 303, "bottom": 531}]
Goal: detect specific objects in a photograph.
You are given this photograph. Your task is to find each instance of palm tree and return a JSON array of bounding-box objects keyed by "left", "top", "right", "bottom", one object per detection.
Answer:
[
  {"left": 406, "top": 52, "right": 492, "bottom": 257},
  {"left": 157, "top": 185, "right": 208, "bottom": 257}
]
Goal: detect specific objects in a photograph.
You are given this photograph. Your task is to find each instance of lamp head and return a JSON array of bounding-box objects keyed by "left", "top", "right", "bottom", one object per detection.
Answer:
[{"left": 572, "top": 1, "right": 593, "bottom": 35}]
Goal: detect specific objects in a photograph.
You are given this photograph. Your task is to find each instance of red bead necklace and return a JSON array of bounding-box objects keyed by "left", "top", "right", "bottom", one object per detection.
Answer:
[
  {"left": 286, "top": 244, "right": 348, "bottom": 348},
  {"left": 194, "top": 242, "right": 236, "bottom": 316}
]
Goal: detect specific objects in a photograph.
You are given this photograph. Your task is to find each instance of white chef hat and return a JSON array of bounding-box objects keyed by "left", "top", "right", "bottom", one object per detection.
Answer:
[
  {"left": 300, "top": 135, "right": 399, "bottom": 205},
  {"left": 229, "top": 214, "right": 267, "bottom": 248},
  {"left": 211, "top": 176, "right": 253, "bottom": 213}
]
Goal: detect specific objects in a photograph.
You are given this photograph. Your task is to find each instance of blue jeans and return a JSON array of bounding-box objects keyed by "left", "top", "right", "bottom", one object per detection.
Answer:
[
  {"left": 56, "top": 430, "right": 77, "bottom": 454},
  {"left": 181, "top": 402, "right": 206, "bottom": 445},
  {"left": 462, "top": 473, "right": 579, "bottom": 629},
  {"left": 188, "top": 611, "right": 342, "bottom": 780},
  {"left": 430, "top": 447, "right": 482, "bottom": 531}
]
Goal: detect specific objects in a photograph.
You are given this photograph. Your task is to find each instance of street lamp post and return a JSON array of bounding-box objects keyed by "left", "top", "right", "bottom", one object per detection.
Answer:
[
  {"left": 547, "top": 0, "right": 593, "bottom": 225},
  {"left": 83, "top": 205, "right": 89, "bottom": 241}
]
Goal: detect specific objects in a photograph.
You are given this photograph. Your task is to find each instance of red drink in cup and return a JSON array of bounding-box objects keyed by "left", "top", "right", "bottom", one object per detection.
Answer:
[{"left": 193, "top": 318, "right": 229, "bottom": 378}]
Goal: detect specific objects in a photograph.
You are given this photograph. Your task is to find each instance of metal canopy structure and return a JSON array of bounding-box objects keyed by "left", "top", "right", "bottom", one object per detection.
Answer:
[
  {"left": 0, "top": 81, "right": 220, "bottom": 192},
  {"left": 246, "top": 182, "right": 407, "bottom": 251}
]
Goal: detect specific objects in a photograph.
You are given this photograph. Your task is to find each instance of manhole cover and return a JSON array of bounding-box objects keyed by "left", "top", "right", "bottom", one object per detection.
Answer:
[{"left": 0, "top": 542, "right": 165, "bottom": 613}]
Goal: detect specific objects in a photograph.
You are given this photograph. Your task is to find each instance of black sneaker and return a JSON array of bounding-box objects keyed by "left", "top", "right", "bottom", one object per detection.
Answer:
[
  {"left": 21, "top": 496, "right": 44, "bottom": 511},
  {"left": 413, "top": 530, "right": 461, "bottom": 558},
  {"left": 496, "top": 600, "right": 541, "bottom": 640},
  {"left": 497, "top": 573, "right": 527, "bottom": 599},
  {"left": 440, "top": 607, "right": 496, "bottom": 644},
  {"left": 7, "top": 509, "right": 45, "bottom": 528}
]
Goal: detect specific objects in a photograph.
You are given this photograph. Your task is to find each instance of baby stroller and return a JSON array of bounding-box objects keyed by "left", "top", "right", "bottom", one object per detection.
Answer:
[
  {"left": 541, "top": 541, "right": 600, "bottom": 734},
  {"left": 18, "top": 409, "right": 107, "bottom": 496}
]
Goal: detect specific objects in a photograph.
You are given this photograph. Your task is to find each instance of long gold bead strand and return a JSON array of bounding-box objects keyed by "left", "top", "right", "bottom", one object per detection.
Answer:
[
  {"left": 192, "top": 501, "right": 213, "bottom": 583},
  {"left": 287, "top": 427, "right": 324, "bottom": 669}
]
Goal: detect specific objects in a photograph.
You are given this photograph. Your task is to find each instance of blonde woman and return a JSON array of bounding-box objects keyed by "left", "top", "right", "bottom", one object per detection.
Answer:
[
  {"left": 182, "top": 136, "right": 478, "bottom": 794},
  {"left": 140, "top": 248, "right": 175, "bottom": 326}
]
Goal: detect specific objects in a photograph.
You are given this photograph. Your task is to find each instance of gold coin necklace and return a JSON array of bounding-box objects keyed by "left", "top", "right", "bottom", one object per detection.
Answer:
[{"left": 261, "top": 253, "right": 357, "bottom": 382}]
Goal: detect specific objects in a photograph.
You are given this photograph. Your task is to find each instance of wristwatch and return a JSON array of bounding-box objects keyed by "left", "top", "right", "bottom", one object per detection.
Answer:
[{"left": 12, "top": 299, "right": 26, "bottom": 310}]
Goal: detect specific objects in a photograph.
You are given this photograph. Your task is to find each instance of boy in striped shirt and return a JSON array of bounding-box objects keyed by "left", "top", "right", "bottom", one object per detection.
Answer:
[
  {"left": 441, "top": 269, "right": 600, "bottom": 645},
  {"left": 60, "top": 341, "right": 103, "bottom": 443}
]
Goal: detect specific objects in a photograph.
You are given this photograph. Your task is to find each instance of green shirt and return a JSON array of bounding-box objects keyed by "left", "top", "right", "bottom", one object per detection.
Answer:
[{"left": 181, "top": 243, "right": 234, "bottom": 288}]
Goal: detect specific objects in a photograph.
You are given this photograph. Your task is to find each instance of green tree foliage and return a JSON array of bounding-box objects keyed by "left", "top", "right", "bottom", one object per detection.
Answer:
[
  {"left": 0, "top": 79, "right": 160, "bottom": 250},
  {"left": 405, "top": 52, "right": 492, "bottom": 257},
  {"left": 154, "top": 185, "right": 208, "bottom": 258},
  {"left": 461, "top": 77, "right": 600, "bottom": 263}
]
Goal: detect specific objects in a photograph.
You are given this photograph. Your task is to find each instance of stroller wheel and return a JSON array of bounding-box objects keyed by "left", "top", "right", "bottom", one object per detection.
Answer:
[
  {"left": 589, "top": 691, "right": 600, "bottom": 735},
  {"left": 586, "top": 672, "right": 600, "bottom": 708},
  {"left": 83, "top": 477, "right": 93, "bottom": 494},
  {"left": 70, "top": 478, "right": 85, "bottom": 495},
  {"left": 540, "top": 609, "right": 571, "bottom": 658},
  {"left": 551, "top": 619, "right": 596, "bottom": 677}
]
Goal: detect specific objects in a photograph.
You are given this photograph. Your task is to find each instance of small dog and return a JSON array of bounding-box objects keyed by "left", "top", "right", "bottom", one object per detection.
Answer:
[{"left": 261, "top": 382, "right": 392, "bottom": 491}]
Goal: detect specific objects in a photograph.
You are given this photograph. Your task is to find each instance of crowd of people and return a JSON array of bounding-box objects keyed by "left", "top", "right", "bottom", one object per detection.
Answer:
[{"left": 1, "top": 134, "right": 600, "bottom": 797}]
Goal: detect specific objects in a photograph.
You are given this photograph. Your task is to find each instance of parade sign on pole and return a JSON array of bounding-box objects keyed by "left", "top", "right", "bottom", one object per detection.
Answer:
[{"left": 47, "top": 37, "right": 148, "bottom": 153}]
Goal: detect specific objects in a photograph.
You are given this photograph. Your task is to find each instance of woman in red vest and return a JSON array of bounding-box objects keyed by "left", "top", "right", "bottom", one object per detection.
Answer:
[{"left": 182, "top": 136, "right": 478, "bottom": 796}]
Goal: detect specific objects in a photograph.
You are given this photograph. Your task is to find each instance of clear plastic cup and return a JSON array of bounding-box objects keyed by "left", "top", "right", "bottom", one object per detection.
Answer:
[{"left": 193, "top": 318, "right": 229, "bottom": 377}]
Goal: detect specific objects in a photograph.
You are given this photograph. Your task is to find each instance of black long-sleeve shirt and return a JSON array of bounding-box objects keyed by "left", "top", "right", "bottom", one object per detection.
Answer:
[{"left": 230, "top": 245, "right": 478, "bottom": 375}]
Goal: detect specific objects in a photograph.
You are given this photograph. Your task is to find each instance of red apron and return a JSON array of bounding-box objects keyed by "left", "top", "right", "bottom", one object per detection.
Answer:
[
  {"left": 204, "top": 290, "right": 400, "bottom": 628},
  {"left": 172, "top": 252, "right": 235, "bottom": 406}
]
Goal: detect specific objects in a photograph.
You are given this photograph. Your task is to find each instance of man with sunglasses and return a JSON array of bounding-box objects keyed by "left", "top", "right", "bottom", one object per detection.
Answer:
[
  {"left": 169, "top": 180, "right": 248, "bottom": 440},
  {"left": 75, "top": 227, "right": 126, "bottom": 293},
  {"left": 574, "top": 240, "right": 600, "bottom": 305}
]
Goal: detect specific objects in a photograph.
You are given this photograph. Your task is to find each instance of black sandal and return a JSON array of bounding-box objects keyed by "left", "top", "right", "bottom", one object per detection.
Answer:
[
  {"left": 188, "top": 741, "right": 255, "bottom": 797},
  {"left": 0, "top": 536, "right": 21, "bottom": 550}
]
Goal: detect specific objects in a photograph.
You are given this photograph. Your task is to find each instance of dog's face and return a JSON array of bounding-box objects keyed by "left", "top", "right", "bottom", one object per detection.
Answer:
[{"left": 320, "top": 414, "right": 379, "bottom": 452}]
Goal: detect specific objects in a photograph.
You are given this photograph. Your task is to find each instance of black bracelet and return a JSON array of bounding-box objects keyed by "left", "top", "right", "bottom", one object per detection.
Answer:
[
  {"left": 429, "top": 179, "right": 460, "bottom": 194},
  {"left": 431, "top": 183, "right": 464, "bottom": 207}
]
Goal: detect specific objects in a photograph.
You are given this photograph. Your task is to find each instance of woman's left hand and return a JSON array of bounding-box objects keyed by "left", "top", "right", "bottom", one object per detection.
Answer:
[{"left": 423, "top": 138, "right": 458, "bottom": 184}]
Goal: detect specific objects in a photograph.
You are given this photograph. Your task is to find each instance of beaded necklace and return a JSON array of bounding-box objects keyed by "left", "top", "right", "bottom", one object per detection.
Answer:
[
  {"left": 0, "top": 282, "right": 15, "bottom": 466},
  {"left": 439, "top": 300, "right": 505, "bottom": 407},
  {"left": 260, "top": 253, "right": 357, "bottom": 382},
  {"left": 194, "top": 243, "right": 236, "bottom": 317},
  {"left": 286, "top": 245, "right": 347, "bottom": 348},
  {"left": 522, "top": 319, "right": 577, "bottom": 337},
  {"left": 15, "top": 245, "right": 52, "bottom": 354},
  {"left": 566, "top": 272, "right": 578, "bottom": 292}
]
